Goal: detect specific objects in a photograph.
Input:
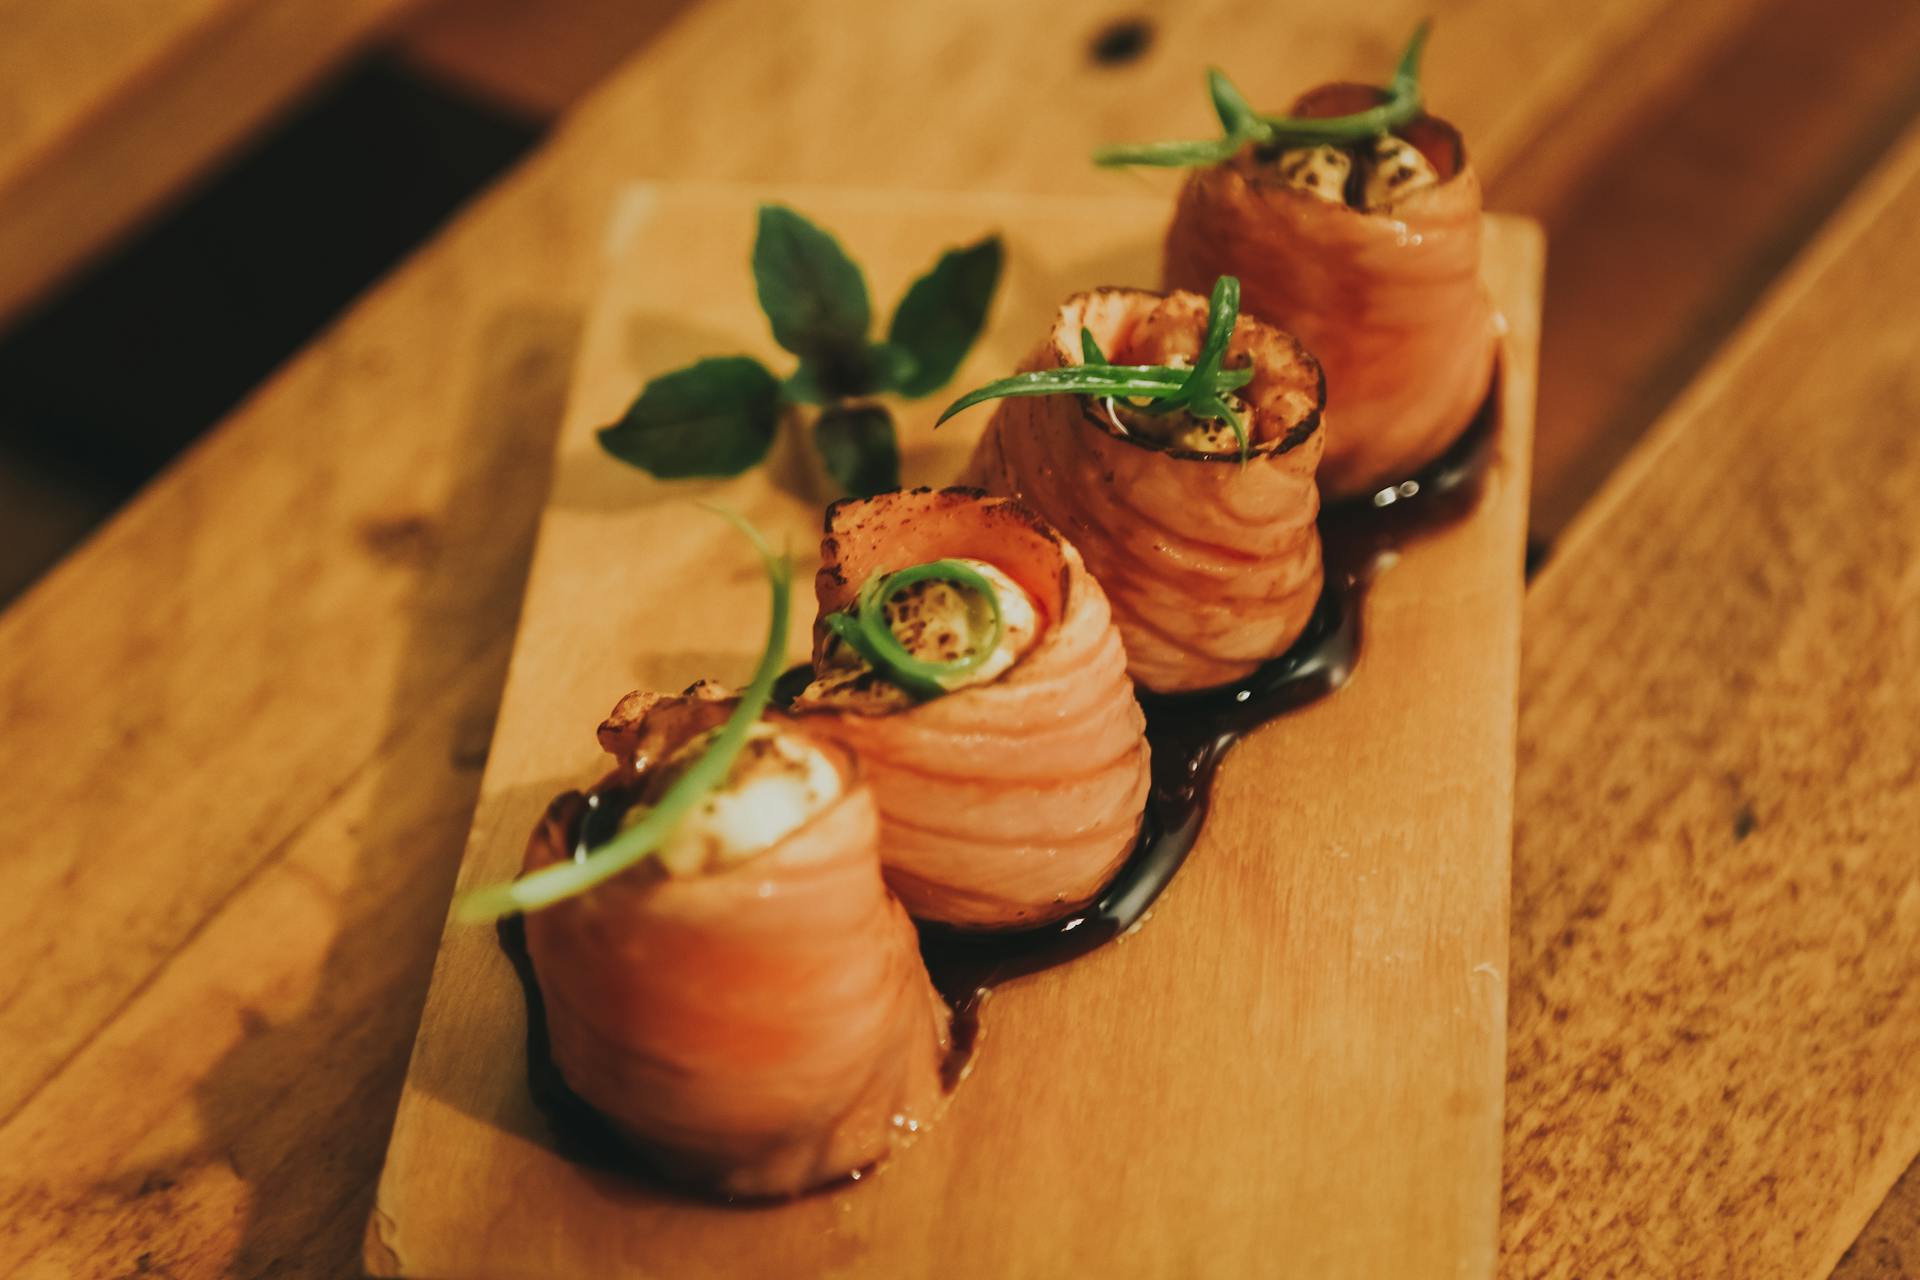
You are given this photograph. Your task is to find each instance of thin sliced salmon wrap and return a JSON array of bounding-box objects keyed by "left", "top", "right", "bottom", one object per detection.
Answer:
[
  {"left": 1162, "top": 85, "right": 1497, "bottom": 499},
  {"left": 522, "top": 685, "right": 951, "bottom": 1199},
  {"left": 790, "top": 487, "right": 1151, "bottom": 929},
  {"left": 961, "top": 288, "right": 1327, "bottom": 694}
]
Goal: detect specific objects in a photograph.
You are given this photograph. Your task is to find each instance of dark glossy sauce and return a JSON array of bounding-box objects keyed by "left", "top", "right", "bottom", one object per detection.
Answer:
[
  {"left": 498, "top": 380, "right": 1499, "bottom": 1173},
  {"left": 920, "top": 383, "right": 1499, "bottom": 1072},
  {"left": 498, "top": 912, "right": 637, "bottom": 1174},
  {"left": 493, "top": 787, "right": 690, "bottom": 1178}
]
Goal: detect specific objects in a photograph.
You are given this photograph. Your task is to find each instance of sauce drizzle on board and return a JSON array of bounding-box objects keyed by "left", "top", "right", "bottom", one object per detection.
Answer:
[
  {"left": 922, "top": 370, "right": 1501, "bottom": 1078},
  {"left": 496, "top": 372, "right": 1501, "bottom": 1189}
]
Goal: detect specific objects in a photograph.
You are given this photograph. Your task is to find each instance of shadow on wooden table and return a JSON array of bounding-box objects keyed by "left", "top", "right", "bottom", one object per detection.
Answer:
[{"left": 118, "top": 304, "right": 580, "bottom": 1277}]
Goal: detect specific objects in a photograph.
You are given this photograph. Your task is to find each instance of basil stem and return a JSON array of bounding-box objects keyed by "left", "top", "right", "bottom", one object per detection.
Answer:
[{"left": 453, "top": 507, "right": 791, "bottom": 922}]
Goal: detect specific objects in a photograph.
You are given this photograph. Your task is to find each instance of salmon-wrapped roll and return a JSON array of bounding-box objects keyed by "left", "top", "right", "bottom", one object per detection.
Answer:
[
  {"left": 956, "top": 284, "right": 1326, "bottom": 693},
  {"left": 518, "top": 687, "right": 950, "bottom": 1198},
  {"left": 1104, "top": 27, "right": 1495, "bottom": 498},
  {"left": 1162, "top": 94, "right": 1492, "bottom": 497},
  {"left": 791, "top": 487, "right": 1150, "bottom": 928}
]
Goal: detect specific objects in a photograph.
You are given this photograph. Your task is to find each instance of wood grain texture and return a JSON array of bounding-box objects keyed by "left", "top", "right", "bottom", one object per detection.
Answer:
[
  {"left": 0, "top": 0, "right": 1898, "bottom": 1275},
  {"left": 369, "top": 186, "right": 1541, "bottom": 1280},
  {"left": 0, "top": 0, "right": 417, "bottom": 327},
  {"left": 1501, "top": 119, "right": 1920, "bottom": 1278},
  {"left": 0, "top": 2, "right": 1697, "bottom": 1127},
  {"left": 0, "top": 0, "right": 1711, "bottom": 1127},
  {"left": 396, "top": 0, "right": 694, "bottom": 118},
  {"left": 1506, "top": 0, "right": 1920, "bottom": 543},
  {"left": 1836, "top": 1156, "right": 1920, "bottom": 1279}
]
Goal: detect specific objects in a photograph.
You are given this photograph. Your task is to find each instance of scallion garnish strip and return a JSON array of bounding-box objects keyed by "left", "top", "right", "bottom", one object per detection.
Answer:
[
  {"left": 937, "top": 275, "right": 1254, "bottom": 461},
  {"left": 1092, "top": 20, "right": 1431, "bottom": 170},
  {"left": 823, "top": 559, "right": 1005, "bottom": 700},
  {"left": 937, "top": 363, "right": 1248, "bottom": 413},
  {"left": 453, "top": 507, "right": 791, "bottom": 923}
]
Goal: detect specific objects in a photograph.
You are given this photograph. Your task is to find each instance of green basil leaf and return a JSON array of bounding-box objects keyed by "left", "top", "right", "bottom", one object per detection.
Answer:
[
  {"left": 782, "top": 360, "right": 833, "bottom": 408},
  {"left": 597, "top": 356, "right": 780, "bottom": 478},
  {"left": 752, "top": 204, "right": 872, "bottom": 360},
  {"left": 886, "top": 236, "right": 1004, "bottom": 398},
  {"left": 868, "top": 342, "right": 919, "bottom": 392},
  {"left": 813, "top": 403, "right": 900, "bottom": 498},
  {"left": 1080, "top": 326, "right": 1107, "bottom": 365},
  {"left": 785, "top": 343, "right": 917, "bottom": 405}
]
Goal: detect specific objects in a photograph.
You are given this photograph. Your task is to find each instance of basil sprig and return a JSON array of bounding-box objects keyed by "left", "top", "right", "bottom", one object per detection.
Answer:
[
  {"left": 599, "top": 205, "right": 1004, "bottom": 498},
  {"left": 937, "top": 275, "right": 1254, "bottom": 460},
  {"left": 812, "top": 404, "right": 900, "bottom": 499},
  {"left": 595, "top": 357, "right": 782, "bottom": 478},
  {"left": 1092, "top": 21, "right": 1431, "bottom": 170},
  {"left": 823, "top": 559, "right": 1005, "bottom": 700},
  {"left": 453, "top": 508, "right": 790, "bottom": 922}
]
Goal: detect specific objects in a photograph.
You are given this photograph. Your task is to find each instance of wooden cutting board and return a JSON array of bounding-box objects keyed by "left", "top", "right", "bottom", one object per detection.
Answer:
[{"left": 368, "top": 185, "right": 1542, "bottom": 1280}]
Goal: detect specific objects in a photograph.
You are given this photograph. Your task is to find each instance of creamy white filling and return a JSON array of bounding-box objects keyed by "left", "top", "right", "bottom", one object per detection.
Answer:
[
  {"left": 619, "top": 722, "right": 842, "bottom": 875},
  {"left": 1356, "top": 134, "right": 1438, "bottom": 210},
  {"left": 1272, "top": 135, "right": 1439, "bottom": 211},
  {"left": 1107, "top": 396, "right": 1247, "bottom": 453},
  {"left": 796, "top": 559, "right": 1042, "bottom": 712},
  {"left": 1274, "top": 143, "right": 1352, "bottom": 204}
]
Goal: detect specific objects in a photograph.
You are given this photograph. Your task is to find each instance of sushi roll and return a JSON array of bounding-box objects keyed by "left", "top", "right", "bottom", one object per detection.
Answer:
[
  {"left": 1107, "top": 26, "right": 1497, "bottom": 498},
  {"left": 947, "top": 278, "right": 1327, "bottom": 694},
  {"left": 791, "top": 487, "right": 1151, "bottom": 928},
  {"left": 519, "top": 689, "right": 949, "bottom": 1197},
  {"left": 460, "top": 520, "right": 948, "bottom": 1198}
]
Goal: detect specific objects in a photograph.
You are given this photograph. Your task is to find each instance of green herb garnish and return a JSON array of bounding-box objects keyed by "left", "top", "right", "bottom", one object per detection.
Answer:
[
  {"left": 1092, "top": 21, "right": 1431, "bottom": 170},
  {"left": 598, "top": 357, "right": 782, "bottom": 478},
  {"left": 813, "top": 404, "right": 901, "bottom": 499},
  {"left": 752, "top": 204, "right": 872, "bottom": 360},
  {"left": 823, "top": 559, "right": 1005, "bottom": 700},
  {"left": 597, "top": 206, "right": 1003, "bottom": 499},
  {"left": 937, "top": 276, "right": 1254, "bottom": 461},
  {"left": 452, "top": 507, "right": 791, "bottom": 923},
  {"left": 887, "top": 235, "right": 1008, "bottom": 397}
]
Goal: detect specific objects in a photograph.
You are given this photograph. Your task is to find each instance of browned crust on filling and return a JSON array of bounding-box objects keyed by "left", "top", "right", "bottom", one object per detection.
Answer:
[
  {"left": 804, "top": 488, "right": 1076, "bottom": 713},
  {"left": 1057, "top": 288, "right": 1326, "bottom": 463},
  {"left": 1069, "top": 351, "right": 1327, "bottom": 463},
  {"left": 1237, "top": 81, "right": 1468, "bottom": 206},
  {"left": 822, "top": 485, "right": 1064, "bottom": 551}
]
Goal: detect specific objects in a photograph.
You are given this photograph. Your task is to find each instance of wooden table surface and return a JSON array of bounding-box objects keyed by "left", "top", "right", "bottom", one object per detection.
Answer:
[
  {"left": 370, "top": 192, "right": 1536, "bottom": 1279},
  {"left": 1, "top": 0, "right": 1917, "bottom": 1275},
  {"left": 0, "top": 0, "right": 422, "bottom": 329}
]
